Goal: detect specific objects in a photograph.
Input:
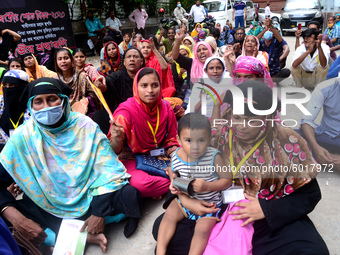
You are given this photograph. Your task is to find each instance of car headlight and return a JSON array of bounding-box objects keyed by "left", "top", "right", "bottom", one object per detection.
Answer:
[
  {"left": 315, "top": 11, "right": 322, "bottom": 18},
  {"left": 282, "top": 12, "right": 289, "bottom": 19}
]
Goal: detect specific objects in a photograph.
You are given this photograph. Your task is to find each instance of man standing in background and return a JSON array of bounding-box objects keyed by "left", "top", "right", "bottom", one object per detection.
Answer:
[
  {"left": 233, "top": 0, "right": 246, "bottom": 29},
  {"left": 265, "top": 3, "right": 271, "bottom": 19},
  {"left": 129, "top": 3, "right": 148, "bottom": 38},
  {"left": 189, "top": 0, "right": 206, "bottom": 28}
]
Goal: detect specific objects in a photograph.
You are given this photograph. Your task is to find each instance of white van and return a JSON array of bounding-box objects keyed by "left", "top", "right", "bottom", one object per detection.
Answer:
[
  {"left": 202, "top": 0, "right": 234, "bottom": 28},
  {"left": 203, "top": 0, "right": 255, "bottom": 28}
]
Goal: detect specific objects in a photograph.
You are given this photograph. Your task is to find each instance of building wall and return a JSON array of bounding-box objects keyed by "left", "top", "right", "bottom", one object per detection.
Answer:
[{"left": 255, "top": 0, "right": 286, "bottom": 12}]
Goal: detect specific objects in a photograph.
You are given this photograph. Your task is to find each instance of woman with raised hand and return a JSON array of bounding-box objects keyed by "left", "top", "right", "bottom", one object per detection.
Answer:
[{"left": 140, "top": 38, "right": 176, "bottom": 97}]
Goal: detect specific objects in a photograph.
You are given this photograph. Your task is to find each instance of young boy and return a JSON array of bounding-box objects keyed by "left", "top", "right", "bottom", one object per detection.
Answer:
[{"left": 156, "top": 113, "right": 232, "bottom": 255}]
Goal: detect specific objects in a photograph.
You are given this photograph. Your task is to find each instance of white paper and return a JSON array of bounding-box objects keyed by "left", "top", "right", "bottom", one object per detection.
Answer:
[
  {"left": 222, "top": 186, "right": 245, "bottom": 204},
  {"left": 53, "top": 219, "right": 87, "bottom": 255}
]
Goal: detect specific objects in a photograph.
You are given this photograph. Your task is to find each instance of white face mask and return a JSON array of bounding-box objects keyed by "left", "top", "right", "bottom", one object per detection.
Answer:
[{"left": 32, "top": 99, "right": 64, "bottom": 126}]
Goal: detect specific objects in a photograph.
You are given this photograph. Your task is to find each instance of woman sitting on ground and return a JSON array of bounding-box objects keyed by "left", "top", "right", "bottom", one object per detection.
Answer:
[
  {"left": 119, "top": 33, "right": 132, "bottom": 53},
  {"left": 153, "top": 81, "right": 329, "bottom": 255},
  {"left": 55, "top": 47, "right": 99, "bottom": 117},
  {"left": 0, "top": 78, "right": 142, "bottom": 253},
  {"left": 241, "top": 35, "right": 269, "bottom": 70},
  {"left": 110, "top": 67, "right": 179, "bottom": 199},
  {"left": 191, "top": 23, "right": 202, "bottom": 38},
  {"left": 8, "top": 58, "right": 25, "bottom": 71},
  {"left": 93, "top": 47, "right": 146, "bottom": 135},
  {"left": 171, "top": 45, "right": 193, "bottom": 99},
  {"left": 98, "top": 41, "right": 123, "bottom": 77},
  {"left": 73, "top": 48, "right": 106, "bottom": 92},
  {"left": 182, "top": 36, "right": 195, "bottom": 53},
  {"left": 140, "top": 38, "right": 176, "bottom": 97},
  {"left": 0, "top": 70, "right": 30, "bottom": 152},
  {"left": 22, "top": 53, "right": 57, "bottom": 81}
]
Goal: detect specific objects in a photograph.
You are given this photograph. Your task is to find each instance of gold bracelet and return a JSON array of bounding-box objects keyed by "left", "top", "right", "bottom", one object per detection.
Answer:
[{"left": 1, "top": 206, "right": 9, "bottom": 215}]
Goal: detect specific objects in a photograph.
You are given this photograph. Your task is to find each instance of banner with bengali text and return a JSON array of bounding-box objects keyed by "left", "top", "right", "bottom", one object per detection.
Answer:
[{"left": 0, "top": 0, "right": 76, "bottom": 57}]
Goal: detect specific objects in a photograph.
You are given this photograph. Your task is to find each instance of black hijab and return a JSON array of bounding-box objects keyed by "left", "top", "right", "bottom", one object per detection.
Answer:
[{"left": 0, "top": 70, "right": 29, "bottom": 135}]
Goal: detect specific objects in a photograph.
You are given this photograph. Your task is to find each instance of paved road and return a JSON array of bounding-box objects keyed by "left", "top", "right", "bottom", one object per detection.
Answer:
[{"left": 84, "top": 33, "right": 340, "bottom": 255}]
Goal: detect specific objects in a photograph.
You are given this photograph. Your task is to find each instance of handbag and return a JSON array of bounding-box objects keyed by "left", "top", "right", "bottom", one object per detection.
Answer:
[
  {"left": 135, "top": 154, "right": 170, "bottom": 179},
  {"left": 10, "top": 227, "right": 42, "bottom": 255},
  {"left": 134, "top": 100, "right": 171, "bottom": 179}
]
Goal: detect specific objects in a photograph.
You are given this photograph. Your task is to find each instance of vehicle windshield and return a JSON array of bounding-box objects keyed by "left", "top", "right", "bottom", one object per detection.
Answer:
[
  {"left": 285, "top": 0, "right": 319, "bottom": 10},
  {"left": 259, "top": 8, "right": 264, "bottom": 13},
  {"left": 203, "top": 1, "right": 226, "bottom": 12}
]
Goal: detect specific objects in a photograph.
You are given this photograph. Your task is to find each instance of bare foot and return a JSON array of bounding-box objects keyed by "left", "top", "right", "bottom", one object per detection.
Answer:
[{"left": 87, "top": 233, "right": 107, "bottom": 252}]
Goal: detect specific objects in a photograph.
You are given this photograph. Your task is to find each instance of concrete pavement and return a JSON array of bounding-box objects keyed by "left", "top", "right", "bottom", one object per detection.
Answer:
[{"left": 84, "top": 33, "right": 340, "bottom": 255}]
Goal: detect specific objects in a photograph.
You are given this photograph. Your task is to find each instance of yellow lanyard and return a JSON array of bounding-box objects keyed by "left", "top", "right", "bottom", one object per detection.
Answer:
[
  {"left": 328, "top": 28, "right": 333, "bottom": 37},
  {"left": 147, "top": 107, "right": 160, "bottom": 148},
  {"left": 9, "top": 112, "right": 24, "bottom": 130},
  {"left": 229, "top": 129, "right": 267, "bottom": 183}
]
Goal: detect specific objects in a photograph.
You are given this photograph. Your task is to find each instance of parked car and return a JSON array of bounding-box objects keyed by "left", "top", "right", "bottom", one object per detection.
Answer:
[
  {"left": 244, "top": 0, "right": 256, "bottom": 24},
  {"left": 280, "top": 0, "right": 324, "bottom": 34},
  {"left": 202, "top": 0, "right": 234, "bottom": 28},
  {"left": 258, "top": 8, "right": 281, "bottom": 23},
  {"left": 202, "top": 0, "right": 255, "bottom": 28}
]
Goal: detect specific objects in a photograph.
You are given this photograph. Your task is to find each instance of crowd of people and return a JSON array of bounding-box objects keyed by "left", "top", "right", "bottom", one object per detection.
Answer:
[{"left": 0, "top": 1, "right": 339, "bottom": 254}]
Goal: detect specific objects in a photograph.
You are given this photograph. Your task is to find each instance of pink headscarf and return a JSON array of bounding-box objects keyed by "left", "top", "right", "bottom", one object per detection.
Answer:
[
  {"left": 191, "top": 41, "right": 213, "bottom": 84},
  {"left": 232, "top": 56, "right": 275, "bottom": 89}
]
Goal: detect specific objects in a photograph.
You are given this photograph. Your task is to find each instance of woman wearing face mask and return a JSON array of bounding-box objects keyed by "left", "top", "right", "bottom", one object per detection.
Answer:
[
  {"left": 247, "top": 21, "right": 263, "bottom": 37},
  {"left": 98, "top": 41, "right": 123, "bottom": 77},
  {"left": 55, "top": 48, "right": 98, "bottom": 117},
  {"left": 0, "top": 70, "right": 30, "bottom": 152},
  {"left": 22, "top": 53, "right": 57, "bottom": 81},
  {"left": 110, "top": 67, "right": 179, "bottom": 199},
  {"left": 0, "top": 78, "right": 142, "bottom": 253},
  {"left": 220, "top": 25, "right": 234, "bottom": 45},
  {"left": 193, "top": 29, "right": 207, "bottom": 43},
  {"left": 191, "top": 23, "right": 202, "bottom": 38},
  {"left": 73, "top": 48, "right": 106, "bottom": 92},
  {"left": 241, "top": 35, "right": 269, "bottom": 70},
  {"left": 140, "top": 38, "right": 176, "bottom": 97}
]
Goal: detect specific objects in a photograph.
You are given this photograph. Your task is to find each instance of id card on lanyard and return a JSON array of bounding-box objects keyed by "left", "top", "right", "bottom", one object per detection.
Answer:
[{"left": 9, "top": 112, "right": 24, "bottom": 137}]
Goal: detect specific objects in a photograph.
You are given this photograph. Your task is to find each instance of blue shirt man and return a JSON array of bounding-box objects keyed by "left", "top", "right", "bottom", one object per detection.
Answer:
[
  {"left": 301, "top": 79, "right": 340, "bottom": 170},
  {"left": 233, "top": 0, "right": 246, "bottom": 28}
]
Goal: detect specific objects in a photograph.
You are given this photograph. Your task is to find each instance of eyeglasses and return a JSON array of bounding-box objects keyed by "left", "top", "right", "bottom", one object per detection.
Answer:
[{"left": 236, "top": 33, "right": 244, "bottom": 35}]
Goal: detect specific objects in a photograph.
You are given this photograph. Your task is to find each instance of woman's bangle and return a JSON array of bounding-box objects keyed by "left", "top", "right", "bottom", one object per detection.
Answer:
[{"left": 1, "top": 206, "right": 9, "bottom": 215}]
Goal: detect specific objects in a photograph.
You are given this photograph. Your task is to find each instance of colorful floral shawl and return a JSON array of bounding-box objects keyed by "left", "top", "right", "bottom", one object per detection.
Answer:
[
  {"left": 113, "top": 68, "right": 179, "bottom": 154},
  {"left": 0, "top": 95, "right": 130, "bottom": 218},
  {"left": 211, "top": 109, "right": 318, "bottom": 200}
]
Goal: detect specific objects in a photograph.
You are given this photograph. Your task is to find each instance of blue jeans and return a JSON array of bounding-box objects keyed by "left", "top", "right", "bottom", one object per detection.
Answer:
[{"left": 235, "top": 16, "right": 244, "bottom": 28}]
